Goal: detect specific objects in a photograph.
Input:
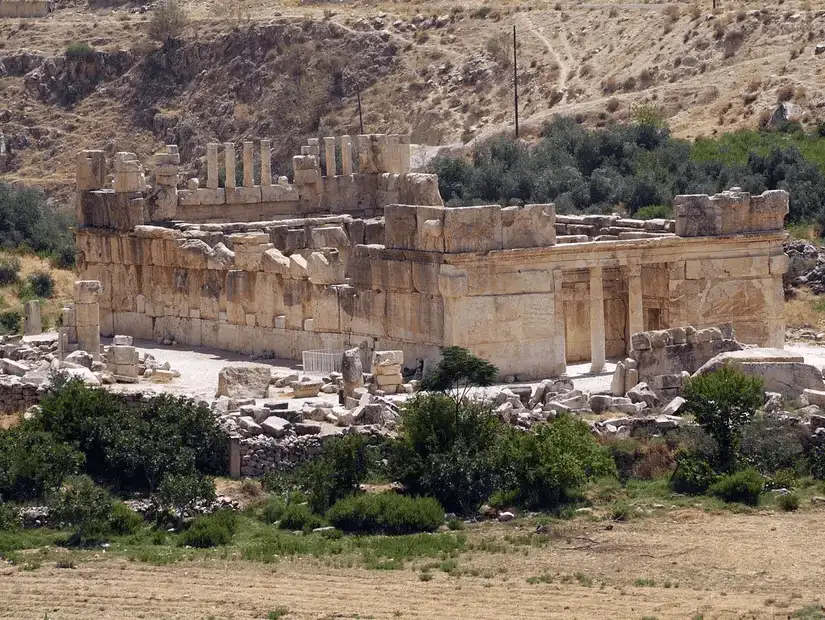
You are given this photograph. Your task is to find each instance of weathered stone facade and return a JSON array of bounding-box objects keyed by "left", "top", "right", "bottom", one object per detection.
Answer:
[{"left": 75, "top": 137, "right": 789, "bottom": 380}]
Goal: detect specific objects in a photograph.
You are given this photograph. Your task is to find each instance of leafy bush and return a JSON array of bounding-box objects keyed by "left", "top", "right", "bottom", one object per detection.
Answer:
[
  {"left": 708, "top": 468, "right": 764, "bottom": 505},
  {"left": 682, "top": 366, "right": 763, "bottom": 471},
  {"left": 0, "top": 256, "right": 21, "bottom": 286},
  {"left": 740, "top": 417, "right": 808, "bottom": 475},
  {"left": 65, "top": 42, "right": 94, "bottom": 59},
  {"left": 110, "top": 502, "right": 144, "bottom": 535},
  {"left": 180, "top": 509, "right": 237, "bottom": 548},
  {"left": 34, "top": 380, "right": 228, "bottom": 492},
  {"left": 807, "top": 443, "right": 825, "bottom": 480},
  {"left": 258, "top": 496, "right": 286, "bottom": 524},
  {"left": 633, "top": 204, "right": 673, "bottom": 220},
  {"left": 327, "top": 493, "right": 445, "bottom": 535},
  {"left": 25, "top": 271, "right": 55, "bottom": 299},
  {"left": 670, "top": 453, "right": 718, "bottom": 495},
  {"left": 155, "top": 473, "right": 216, "bottom": 520},
  {"left": 0, "top": 502, "right": 19, "bottom": 531},
  {"left": 420, "top": 346, "right": 498, "bottom": 399},
  {"left": 777, "top": 493, "right": 800, "bottom": 512},
  {"left": 768, "top": 468, "right": 798, "bottom": 490},
  {"left": 0, "top": 310, "right": 21, "bottom": 334},
  {"left": 0, "top": 184, "right": 75, "bottom": 263},
  {"left": 149, "top": 0, "right": 188, "bottom": 43},
  {"left": 301, "top": 434, "right": 369, "bottom": 514},
  {"left": 278, "top": 503, "right": 324, "bottom": 532},
  {"left": 498, "top": 415, "right": 617, "bottom": 509},
  {"left": 0, "top": 426, "right": 84, "bottom": 501},
  {"left": 49, "top": 475, "right": 113, "bottom": 544},
  {"left": 390, "top": 393, "right": 503, "bottom": 514}
]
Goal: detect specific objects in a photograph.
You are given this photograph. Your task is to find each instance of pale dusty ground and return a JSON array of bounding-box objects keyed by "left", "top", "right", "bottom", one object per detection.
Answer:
[
  {"left": 3, "top": 507, "right": 825, "bottom": 619},
  {"left": 81, "top": 340, "right": 822, "bottom": 402}
]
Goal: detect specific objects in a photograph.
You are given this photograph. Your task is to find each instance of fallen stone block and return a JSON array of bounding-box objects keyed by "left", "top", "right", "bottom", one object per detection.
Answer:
[
  {"left": 660, "top": 396, "right": 686, "bottom": 416},
  {"left": 261, "top": 416, "right": 291, "bottom": 438},
  {"left": 627, "top": 382, "right": 659, "bottom": 408},
  {"left": 217, "top": 365, "right": 272, "bottom": 399},
  {"left": 291, "top": 379, "right": 323, "bottom": 398},
  {"left": 295, "top": 422, "right": 322, "bottom": 435},
  {"left": 0, "top": 359, "right": 29, "bottom": 376},
  {"left": 803, "top": 388, "right": 825, "bottom": 408}
]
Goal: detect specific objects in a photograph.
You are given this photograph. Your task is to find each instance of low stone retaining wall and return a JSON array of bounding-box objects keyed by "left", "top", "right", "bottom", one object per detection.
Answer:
[{"left": 0, "top": 0, "right": 51, "bottom": 17}]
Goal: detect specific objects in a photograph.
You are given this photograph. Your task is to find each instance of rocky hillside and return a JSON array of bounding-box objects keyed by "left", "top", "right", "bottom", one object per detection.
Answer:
[{"left": 1, "top": 0, "right": 824, "bottom": 197}]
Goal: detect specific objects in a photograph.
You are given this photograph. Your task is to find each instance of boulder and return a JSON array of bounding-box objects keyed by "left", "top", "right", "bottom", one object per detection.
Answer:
[
  {"left": 694, "top": 348, "right": 825, "bottom": 398},
  {"left": 216, "top": 365, "right": 272, "bottom": 399},
  {"left": 294, "top": 422, "right": 322, "bottom": 435},
  {"left": 60, "top": 366, "right": 100, "bottom": 386},
  {"left": 590, "top": 394, "right": 613, "bottom": 414},
  {"left": 291, "top": 378, "right": 323, "bottom": 398},
  {"left": 341, "top": 348, "right": 364, "bottom": 399},
  {"left": 627, "top": 382, "right": 660, "bottom": 408},
  {"left": 261, "top": 416, "right": 291, "bottom": 438}
]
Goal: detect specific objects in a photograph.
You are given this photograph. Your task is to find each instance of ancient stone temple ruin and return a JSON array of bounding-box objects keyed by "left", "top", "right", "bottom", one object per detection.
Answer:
[{"left": 74, "top": 135, "right": 789, "bottom": 379}]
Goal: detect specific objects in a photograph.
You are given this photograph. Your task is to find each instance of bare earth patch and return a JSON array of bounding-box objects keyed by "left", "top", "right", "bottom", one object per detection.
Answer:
[{"left": 3, "top": 507, "right": 824, "bottom": 619}]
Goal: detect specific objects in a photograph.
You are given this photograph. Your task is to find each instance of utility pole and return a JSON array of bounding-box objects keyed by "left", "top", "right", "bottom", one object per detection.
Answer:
[
  {"left": 513, "top": 24, "right": 519, "bottom": 138},
  {"left": 357, "top": 90, "right": 365, "bottom": 135}
]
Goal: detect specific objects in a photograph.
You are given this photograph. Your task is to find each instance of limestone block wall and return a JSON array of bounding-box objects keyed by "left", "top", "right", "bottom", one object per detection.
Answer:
[
  {"left": 555, "top": 214, "right": 674, "bottom": 242},
  {"left": 76, "top": 135, "right": 442, "bottom": 228},
  {"left": 0, "top": 0, "right": 51, "bottom": 17}
]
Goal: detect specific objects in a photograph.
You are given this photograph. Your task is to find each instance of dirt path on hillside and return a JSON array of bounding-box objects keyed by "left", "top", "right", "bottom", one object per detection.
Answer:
[{"left": 3, "top": 508, "right": 825, "bottom": 619}]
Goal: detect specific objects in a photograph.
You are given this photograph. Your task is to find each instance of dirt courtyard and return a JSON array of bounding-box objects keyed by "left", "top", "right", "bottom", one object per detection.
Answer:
[{"left": 3, "top": 507, "right": 824, "bottom": 620}]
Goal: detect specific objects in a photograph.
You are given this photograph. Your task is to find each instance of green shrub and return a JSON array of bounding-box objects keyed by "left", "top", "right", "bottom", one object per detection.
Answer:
[
  {"left": 633, "top": 204, "right": 673, "bottom": 220},
  {"left": 65, "top": 42, "right": 94, "bottom": 59},
  {"left": 420, "top": 346, "right": 498, "bottom": 398},
  {"left": 708, "top": 468, "right": 764, "bottom": 505},
  {"left": 180, "top": 509, "right": 237, "bottom": 548},
  {"left": 670, "top": 453, "right": 718, "bottom": 495},
  {"left": 327, "top": 493, "right": 445, "bottom": 535},
  {"left": 35, "top": 380, "right": 228, "bottom": 492},
  {"left": 0, "top": 257, "right": 21, "bottom": 286},
  {"left": 49, "top": 475, "right": 113, "bottom": 544},
  {"left": 155, "top": 473, "right": 216, "bottom": 521},
  {"left": 498, "top": 414, "right": 617, "bottom": 509},
  {"left": 777, "top": 492, "right": 800, "bottom": 512},
  {"left": 0, "top": 502, "right": 19, "bottom": 531},
  {"left": 768, "top": 468, "right": 798, "bottom": 490},
  {"left": 110, "top": 502, "right": 144, "bottom": 535},
  {"left": 389, "top": 393, "right": 504, "bottom": 514},
  {"left": 0, "top": 184, "right": 75, "bottom": 261},
  {"left": 0, "top": 310, "right": 21, "bottom": 334},
  {"left": 25, "top": 271, "right": 55, "bottom": 299},
  {"left": 258, "top": 496, "right": 286, "bottom": 524},
  {"left": 0, "top": 427, "right": 84, "bottom": 501},
  {"left": 807, "top": 443, "right": 825, "bottom": 480},
  {"left": 740, "top": 417, "right": 807, "bottom": 476},
  {"left": 302, "top": 434, "right": 369, "bottom": 514},
  {"left": 682, "top": 366, "right": 763, "bottom": 471},
  {"left": 278, "top": 503, "right": 324, "bottom": 532}
]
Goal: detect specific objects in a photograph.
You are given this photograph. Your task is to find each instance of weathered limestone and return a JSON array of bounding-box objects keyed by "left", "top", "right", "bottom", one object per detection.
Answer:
[
  {"left": 224, "top": 143, "right": 236, "bottom": 189},
  {"left": 341, "top": 348, "right": 364, "bottom": 399},
  {"left": 74, "top": 280, "right": 102, "bottom": 361},
  {"left": 216, "top": 365, "right": 271, "bottom": 399},
  {"left": 589, "top": 266, "right": 605, "bottom": 373},
  {"left": 75, "top": 137, "right": 790, "bottom": 382},
  {"left": 24, "top": 300, "right": 41, "bottom": 336},
  {"left": 372, "top": 350, "right": 403, "bottom": 394},
  {"left": 694, "top": 348, "right": 825, "bottom": 398},
  {"left": 0, "top": 0, "right": 52, "bottom": 17}
]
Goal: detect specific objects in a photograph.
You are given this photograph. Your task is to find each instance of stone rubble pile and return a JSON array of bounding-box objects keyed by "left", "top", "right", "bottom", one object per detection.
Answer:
[{"left": 784, "top": 239, "right": 824, "bottom": 293}]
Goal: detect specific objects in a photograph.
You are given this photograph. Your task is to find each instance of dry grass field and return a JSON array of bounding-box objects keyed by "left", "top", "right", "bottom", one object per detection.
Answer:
[{"left": 3, "top": 506, "right": 825, "bottom": 620}]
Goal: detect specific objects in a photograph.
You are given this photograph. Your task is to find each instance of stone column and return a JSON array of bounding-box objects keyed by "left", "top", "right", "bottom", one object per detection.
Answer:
[
  {"left": 74, "top": 280, "right": 102, "bottom": 360},
  {"left": 24, "top": 300, "right": 41, "bottom": 335},
  {"left": 627, "top": 264, "right": 644, "bottom": 353},
  {"left": 341, "top": 135, "right": 353, "bottom": 175},
  {"left": 399, "top": 135, "right": 411, "bottom": 173},
  {"left": 589, "top": 265, "right": 605, "bottom": 373},
  {"left": 386, "top": 134, "right": 400, "bottom": 173},
  {"left": 206, "top": 143, "right": 219, "bottom": 189},
  {"left": 260, "top": 140, "right": 271, "bottom": 186},
  {"left": 242, "top": 141, "right": 254, "bottom": 187},
  {"left": 229, "top": 435, "right": 241, "bottom": 479},
  {"left": 324, "top": 136, "right": 337, "bottom": 177},
  {"left": 357, "top": 134, "right": 374, "bottom": 173},
  {"left": 552, "top": 269, "right": 567, "bottom": 376},
  {"left": 224, "top": 143, "right": 236, "bottom": 189}
]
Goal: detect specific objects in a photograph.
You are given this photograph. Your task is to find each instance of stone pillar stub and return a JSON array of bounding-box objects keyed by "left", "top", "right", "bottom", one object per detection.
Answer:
[
  {"left": 206, "top": 143, "right": 219, "bottom": 190},
  {"left": 589, "top": 265, "right": 606, "bottom": 373},
  {"left": 74, "top": 280, "right": 102, "bottom": 360},
  {"left": 260, "top": 140, "right": 272, "bottom": 186},
  {"left": 552, "top": 269, "right": 567, "bottom": 376},
  {"left": 341, "top": 136, "right": 353, "bottom": 175},
  {"left": 229, "top": 436, "right": 241, "bottom": 479},
  {"left": 399, "top": 135, "right": 411, "bottom": 174},
  {"left": 323, "top": 136, "right": 337, "bottom": 177},
  {"left": 357, "top": 134, "right": 375, "bottom": 173},
  {"left": 627, "top": 263, "right": 644, "bottom": 354},
  {"left": 242, "top": 141, "right": 254, "bottom": 187},
  {"left": 24, "top": 300, "right": 41, "bottom": 336},
  {"left": 224, "top": 143, "right": 236, "bottom": 189}
]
